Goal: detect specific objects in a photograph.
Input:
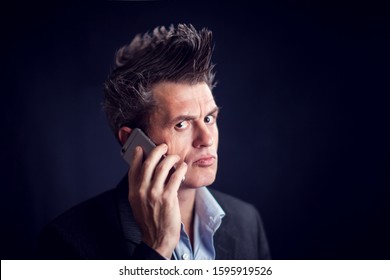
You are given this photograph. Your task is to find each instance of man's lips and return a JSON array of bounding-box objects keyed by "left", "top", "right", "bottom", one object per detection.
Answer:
[{"left": 193, "top": 156, "right": 216, "bottom": 167}]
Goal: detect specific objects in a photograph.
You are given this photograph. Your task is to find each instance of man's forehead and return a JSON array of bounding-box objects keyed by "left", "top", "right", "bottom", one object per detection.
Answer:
[
  {"left": 153, "top": 82, "right": 216, "bottom": 107},
  {"left": 151, "top": 82, "right": 217, "bottom": 120}
]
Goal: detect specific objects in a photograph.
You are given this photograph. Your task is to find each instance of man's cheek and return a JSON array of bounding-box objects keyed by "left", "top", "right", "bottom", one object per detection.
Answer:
[{"left": 167, "top": 138, "right": 184, "bottom": 156}]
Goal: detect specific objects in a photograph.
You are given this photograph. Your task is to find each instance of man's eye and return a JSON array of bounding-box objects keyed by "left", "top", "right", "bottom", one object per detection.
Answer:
[
  {"left": 204, "top": 115, "right": 215, "bottom": 124},
  {"left": 175, "top": 120, "right": 189, "bottom": 129}
]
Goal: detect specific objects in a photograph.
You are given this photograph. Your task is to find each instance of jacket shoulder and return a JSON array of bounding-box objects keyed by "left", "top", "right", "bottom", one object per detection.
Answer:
[{"left": 37, "top": 188, "right": 126, "bottom": 259}]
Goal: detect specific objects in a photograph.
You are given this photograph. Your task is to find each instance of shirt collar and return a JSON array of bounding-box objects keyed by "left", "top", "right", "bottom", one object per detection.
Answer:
[{"left": 195, "top": 187, "right": 226, "bottom": 231}]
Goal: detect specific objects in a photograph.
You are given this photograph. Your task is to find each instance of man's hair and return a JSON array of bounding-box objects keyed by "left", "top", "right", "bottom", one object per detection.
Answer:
[{"left": 103, "top": 23, "right": 216, "bottom": 140}]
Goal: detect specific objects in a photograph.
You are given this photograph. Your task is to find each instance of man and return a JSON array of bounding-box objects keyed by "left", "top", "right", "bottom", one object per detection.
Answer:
[{"left": 38, "top": 24, "right": 270, "bottom": 260}]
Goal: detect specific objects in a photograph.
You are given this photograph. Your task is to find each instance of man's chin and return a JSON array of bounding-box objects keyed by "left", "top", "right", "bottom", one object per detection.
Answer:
[{"left": 180, "top": 174, "right": 216, "bottom": 189}]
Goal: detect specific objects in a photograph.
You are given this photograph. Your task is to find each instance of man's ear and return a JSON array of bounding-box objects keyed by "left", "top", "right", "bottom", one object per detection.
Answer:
[{"left": 118, "top": 127, "right": 132, "bottom": 146}]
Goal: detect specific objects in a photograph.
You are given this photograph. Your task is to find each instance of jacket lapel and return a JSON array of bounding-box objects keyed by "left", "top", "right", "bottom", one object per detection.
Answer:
[{"left": 214, "top": 224, "right": 236, "bottom": 259}]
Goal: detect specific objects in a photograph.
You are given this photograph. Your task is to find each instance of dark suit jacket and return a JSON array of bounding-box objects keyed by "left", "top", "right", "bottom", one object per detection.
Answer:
[{"left": 37, "top": 176, "right": 270, "bottom": 259}]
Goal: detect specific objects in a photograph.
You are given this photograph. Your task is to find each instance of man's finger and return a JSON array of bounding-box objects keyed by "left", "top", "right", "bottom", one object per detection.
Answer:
[
  {"left": 151, "top": 154, "right": 181, "bottom": 190},
  {"left": 164, "top": 162, "right": 188, "bottom": 194},
  {"left": 138, "top": 143, "right": 168, "bottom": 190}
]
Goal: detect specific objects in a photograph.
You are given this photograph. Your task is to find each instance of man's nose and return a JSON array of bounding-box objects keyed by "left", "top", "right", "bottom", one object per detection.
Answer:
[{"left": 193, "top": 123, "right": 213, "bottom": 148}]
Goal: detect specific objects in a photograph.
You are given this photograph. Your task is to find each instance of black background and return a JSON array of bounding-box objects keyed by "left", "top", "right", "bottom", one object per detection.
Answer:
[{"left": 1, "top": 1, "right": 389, "bottom": 259}]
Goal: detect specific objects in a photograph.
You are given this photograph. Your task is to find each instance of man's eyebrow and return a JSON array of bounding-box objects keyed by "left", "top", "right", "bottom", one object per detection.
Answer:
[
  {"left": 166, "top": 106, "right": 220, "bottom": 126},
  {"left": 207, "top": 106, "right": 220, "bottom": 116}
]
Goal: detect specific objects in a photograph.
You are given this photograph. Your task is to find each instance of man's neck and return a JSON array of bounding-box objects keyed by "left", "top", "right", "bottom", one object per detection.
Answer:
[{"left": 178, "top": 187, "right": 196, "bottom": 246}]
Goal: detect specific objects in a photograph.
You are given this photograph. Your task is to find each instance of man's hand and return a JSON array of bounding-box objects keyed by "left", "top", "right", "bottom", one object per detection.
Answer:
[{"left": 128, "top": 144, "right": 187, "bottom": 259}]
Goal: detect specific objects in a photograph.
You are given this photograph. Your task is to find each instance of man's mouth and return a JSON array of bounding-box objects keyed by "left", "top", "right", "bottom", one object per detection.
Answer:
[{"left": 193, "top": 156, "right": 216, "bottom": 167}]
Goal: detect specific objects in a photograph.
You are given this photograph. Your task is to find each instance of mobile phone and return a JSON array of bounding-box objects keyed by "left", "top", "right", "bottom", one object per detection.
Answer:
[
  {"left": 121, "top": 128, "right": 156, "bottom": 165},
  {"left": 121, "top": 128, "right": 178, "bottom": 181}
]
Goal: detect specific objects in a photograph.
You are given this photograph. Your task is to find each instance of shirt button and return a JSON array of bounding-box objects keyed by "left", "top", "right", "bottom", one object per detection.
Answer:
[{"left": 182, "top": 253, "right": 189, "bottom": 260}]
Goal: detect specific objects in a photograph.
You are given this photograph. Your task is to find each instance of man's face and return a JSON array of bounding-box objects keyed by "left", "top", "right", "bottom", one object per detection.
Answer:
[{"left": 147, "top": 81, "right": 219, "bottom": 189}]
